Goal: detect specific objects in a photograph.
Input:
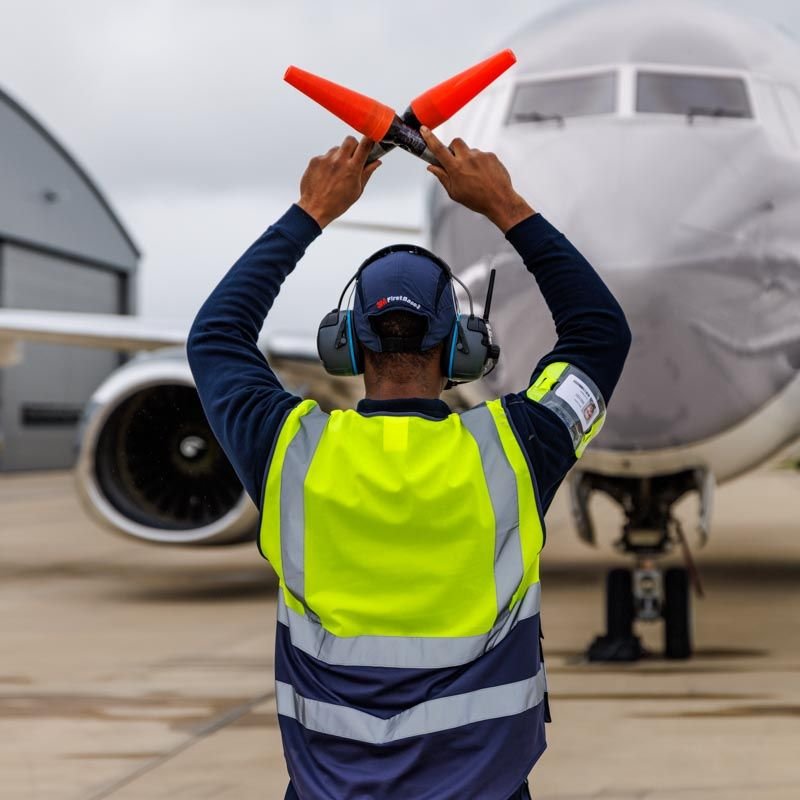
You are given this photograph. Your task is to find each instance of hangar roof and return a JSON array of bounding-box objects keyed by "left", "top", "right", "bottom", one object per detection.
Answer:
[{"left": 0, "top": 85, "right": 139, "bottom": 272}]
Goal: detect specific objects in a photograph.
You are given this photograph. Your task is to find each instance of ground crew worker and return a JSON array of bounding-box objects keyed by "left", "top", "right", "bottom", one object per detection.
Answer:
[{"left": 187, "top": 128, "right": 631, "bottom": 800}]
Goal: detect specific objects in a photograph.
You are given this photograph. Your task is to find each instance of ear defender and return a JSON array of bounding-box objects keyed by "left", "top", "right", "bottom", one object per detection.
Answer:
[
  {"left": 441, "top": 265, "right": 501, "bottom": 384},
  {"left": 441, "top": 311, "right": 501, "bottom": 384},
  {"left": 318, "top": 247, "right": 500, "bottom": 383},
  {"left": 317, "top": 309, "right": 364, "bottom": 376}
]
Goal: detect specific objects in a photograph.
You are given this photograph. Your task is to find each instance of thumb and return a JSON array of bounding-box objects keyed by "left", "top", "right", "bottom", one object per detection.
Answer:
[{"left": 353, "top": 135, "right": 374, "bottom": 166}]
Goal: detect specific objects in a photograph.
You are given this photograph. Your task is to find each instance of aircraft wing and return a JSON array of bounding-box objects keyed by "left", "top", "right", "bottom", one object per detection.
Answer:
[
  {"left": 0, "top": 308, "right": 327, "bottom": 370},
  {"left": 263, "top": 331, "right": 319, "bottom": 362},
  {"left": 0, "top": 309, "right": 187, "bottom": 365}
]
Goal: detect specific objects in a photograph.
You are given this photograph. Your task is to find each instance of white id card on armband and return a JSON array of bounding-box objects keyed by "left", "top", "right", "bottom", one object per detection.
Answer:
[{"left": 555, "top": 373, "right": 600, "bottom": 432}]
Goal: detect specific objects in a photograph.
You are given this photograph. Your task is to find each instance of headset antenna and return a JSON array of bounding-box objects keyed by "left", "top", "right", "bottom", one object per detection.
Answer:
[{"left": 484, "top": 269, "right": 496, "bottom": 320}]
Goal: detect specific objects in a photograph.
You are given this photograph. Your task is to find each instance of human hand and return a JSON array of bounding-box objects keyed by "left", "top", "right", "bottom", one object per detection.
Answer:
[
  {"left": 297, "top": 136, "right": 381, "bottom": 229},
  {"left": 421, "top": 126, "right": 534, "bottom": 233}
]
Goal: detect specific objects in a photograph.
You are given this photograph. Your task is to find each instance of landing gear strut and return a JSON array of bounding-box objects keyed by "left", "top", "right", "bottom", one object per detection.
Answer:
[{"left": 571, "top": 469, "right": 712, "bottom": 662}]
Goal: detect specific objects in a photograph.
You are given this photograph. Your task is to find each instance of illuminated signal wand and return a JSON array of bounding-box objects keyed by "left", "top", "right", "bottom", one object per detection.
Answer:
[
  {"left": 366, "top": 50, "right": 517, "bottom": 162},
  {"left": 284, "top": 50, "right": 516, "bottom": 166}
]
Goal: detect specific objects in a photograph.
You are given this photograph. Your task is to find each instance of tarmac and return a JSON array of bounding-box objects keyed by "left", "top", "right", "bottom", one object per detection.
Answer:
[{"left": 1, "top": 467, "right": 799, "bottom": 800}]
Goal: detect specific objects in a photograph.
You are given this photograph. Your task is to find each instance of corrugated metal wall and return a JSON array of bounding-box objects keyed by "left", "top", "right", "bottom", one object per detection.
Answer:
[
  {"left": 0, "top": 85, "right": 139, "bottom": 471},
  {"left": 0, "top": 245, "right": 127, "bottom": 470}
]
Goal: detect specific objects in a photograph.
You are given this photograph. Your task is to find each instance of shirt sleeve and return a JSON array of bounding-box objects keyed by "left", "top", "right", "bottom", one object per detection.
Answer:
[
  {"left": 501, "top": 213, "right": 631, "bottom": 508},
  {"left": 186, "top": 204, "right": 322, "bottom": 506}
]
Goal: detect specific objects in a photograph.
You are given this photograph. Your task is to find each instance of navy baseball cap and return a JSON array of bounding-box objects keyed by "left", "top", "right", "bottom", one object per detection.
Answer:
[{"left": 352, "top": 245, "right": 457, "bottom": 352}]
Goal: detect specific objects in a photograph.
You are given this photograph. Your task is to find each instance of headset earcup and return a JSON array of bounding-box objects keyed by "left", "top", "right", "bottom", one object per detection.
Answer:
[
  {"left": 317, "top": 310, "right": 360, "bottom": 376},
  {"left": 445, "top": 316, "right": 492, "bottom": 383}
]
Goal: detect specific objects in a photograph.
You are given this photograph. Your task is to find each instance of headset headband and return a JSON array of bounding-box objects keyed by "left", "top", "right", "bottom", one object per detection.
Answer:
[
  {"left": 317, "top": 243, "right": 500, "bottom": 383},
  {"left": 336, "top": 244, "right": 474, "bottom": 316}
]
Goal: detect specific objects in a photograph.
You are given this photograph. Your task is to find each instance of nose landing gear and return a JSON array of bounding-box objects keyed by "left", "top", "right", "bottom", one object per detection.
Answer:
[
  {"left": 587, "top": 563, "right": 692, "bottom": 661},
  {"left": 570, "top": 469, "right": 712, "bottom": 662}
]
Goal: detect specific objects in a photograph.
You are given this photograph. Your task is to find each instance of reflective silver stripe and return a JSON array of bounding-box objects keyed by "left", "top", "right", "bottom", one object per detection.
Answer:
[
  {"left": 279, "top": 407, "right": 328, "bottom": 611},
  {"left": 276, "top": 666, "right": 546, "bottom": 744},
  {"left": 278, "top": 582, "right": 541, "bottom": 669},
  {"left": 460, "top": 404, "right": 525, "bottom": 613}
]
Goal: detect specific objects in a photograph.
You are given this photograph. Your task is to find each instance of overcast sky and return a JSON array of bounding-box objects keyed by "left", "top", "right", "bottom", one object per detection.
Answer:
[{"left": 2, "top": 0, "right": 800, "bottom": 337}]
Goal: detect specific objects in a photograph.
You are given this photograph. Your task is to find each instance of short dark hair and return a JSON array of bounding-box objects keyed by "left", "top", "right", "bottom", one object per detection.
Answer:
[{"left": 364, "top": 311, "right": 442, "bottom": 382}]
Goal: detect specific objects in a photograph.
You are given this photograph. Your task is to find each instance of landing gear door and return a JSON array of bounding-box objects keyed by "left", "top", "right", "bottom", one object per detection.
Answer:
[
  {"left": 695, "top": 467, "right": 715, "bottom": 547},
  {"left": 568, "top": 469, "right": 596, "bottom": 546}
]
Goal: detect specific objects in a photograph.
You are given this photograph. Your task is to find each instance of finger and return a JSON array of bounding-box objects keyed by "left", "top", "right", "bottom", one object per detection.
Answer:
[
  {"left": 340, "top": 135, "right": 358, "bottom": 158},
  {"left": 420, "top": 126, "right": 456, "bottom": 168},
  {"left": 352, "top": 135, "right": 374, "bottom": 165},
  {"left": 450, "top": 137, "right": 470, "bottom": 156},
  {"left": 362, "top": 159, "right": 382, "bottom": 184}
]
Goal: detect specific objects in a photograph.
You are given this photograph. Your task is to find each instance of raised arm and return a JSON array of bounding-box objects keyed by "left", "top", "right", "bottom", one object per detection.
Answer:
[
  {"left": 421, "top": 125, "right": 630, "bottom": 402},
  {"left": 187, "top": 136, "right": 380, "bottom": 504},
  {"left": 421, "top": 126, "right": 631, "bottom": 505}
]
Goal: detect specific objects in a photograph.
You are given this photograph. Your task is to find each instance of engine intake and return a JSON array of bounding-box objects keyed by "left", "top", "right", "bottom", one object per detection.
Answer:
[{"left": 76, "top": 353, "right": 258, "bottom": 545}]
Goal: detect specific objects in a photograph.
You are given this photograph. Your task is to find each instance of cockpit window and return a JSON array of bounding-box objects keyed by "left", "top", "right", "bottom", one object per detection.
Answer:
[
  {"left": 507, "top": 72, "right": 617, "bottom": 125},
  {"left": 636, "top": 72, "right": 752, "bottom": 119}
]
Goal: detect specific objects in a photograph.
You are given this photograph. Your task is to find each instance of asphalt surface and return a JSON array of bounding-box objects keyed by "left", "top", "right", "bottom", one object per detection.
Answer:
[{"left": 1, "top": 468, "right": 799, "bottom": 799}]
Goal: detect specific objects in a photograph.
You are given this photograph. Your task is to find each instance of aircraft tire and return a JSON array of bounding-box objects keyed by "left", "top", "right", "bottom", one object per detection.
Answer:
[
  {"left": 586, "top": 568, "right": 644, "bottom": 662},
  {"left": 607, "top": 567, "right": 634, "bottom": 640},
  {"left": 664, "top": 566, "right": 692, "bottom": 659}
]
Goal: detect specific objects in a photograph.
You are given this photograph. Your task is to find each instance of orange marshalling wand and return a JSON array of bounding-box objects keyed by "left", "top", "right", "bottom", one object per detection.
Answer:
[
  {"left": 283, "top": 50, "right": 517, "bottom": 165},
  {"left": 283, "top": 66, "right": 396, "bottom": 142},
  {"left": 409, "top": 49, "right": 517, "bottom": 129}
]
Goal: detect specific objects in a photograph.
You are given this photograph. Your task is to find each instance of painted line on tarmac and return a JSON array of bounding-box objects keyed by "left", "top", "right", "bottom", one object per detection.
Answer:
[{"left": 81, "top": 689, "right": 274, "bottom": 800}]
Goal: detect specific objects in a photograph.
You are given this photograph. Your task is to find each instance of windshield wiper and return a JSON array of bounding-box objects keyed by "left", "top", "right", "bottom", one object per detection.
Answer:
[
  {"left": 686, "top": 106, "right": 748, "bottom": 123},
  {"left": 512, "top": 110, "right": 565, "bottom": 127}
]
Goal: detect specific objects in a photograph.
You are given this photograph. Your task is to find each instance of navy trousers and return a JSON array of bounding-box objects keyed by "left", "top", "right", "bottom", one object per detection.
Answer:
[{"left": 284, "top": 780, "right": 531, "bottom": 799}]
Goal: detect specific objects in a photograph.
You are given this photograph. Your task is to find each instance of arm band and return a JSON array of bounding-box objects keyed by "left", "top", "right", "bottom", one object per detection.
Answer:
[{"left": 526, "top": 362, "right": 606, "bottom": 457}]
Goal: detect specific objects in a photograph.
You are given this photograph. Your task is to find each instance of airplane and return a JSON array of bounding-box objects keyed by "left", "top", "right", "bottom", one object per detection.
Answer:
[{"left": 2, "top": 0, "right": 799, "bottom": 661}]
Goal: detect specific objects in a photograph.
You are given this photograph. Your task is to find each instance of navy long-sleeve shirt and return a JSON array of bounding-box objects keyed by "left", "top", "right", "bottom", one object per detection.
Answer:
[{"left": 187, "top": 204, "right": 630, "bottom": 512}]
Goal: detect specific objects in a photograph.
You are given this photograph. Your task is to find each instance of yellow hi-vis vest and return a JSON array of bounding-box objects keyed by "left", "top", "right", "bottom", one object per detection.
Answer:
[{"left": 259, "top": 398, "right": 547, "bottom": 740}]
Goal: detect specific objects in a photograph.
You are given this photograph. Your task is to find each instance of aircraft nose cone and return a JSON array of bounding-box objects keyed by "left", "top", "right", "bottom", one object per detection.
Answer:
[
  {"left": 479, "top": 255, "right": 799, "bottom": 452},
  {"left": 435, "top": 119, "right": 800, "bottom": 452},
  {"left": 486, "top": 120, "right": 800, "bottom": 451},
  {"left": 499, "top": 117, "right": 770, "bottom": 271},
  {"left": 602, "top": 256, "right": 800, "bottom": 450}
]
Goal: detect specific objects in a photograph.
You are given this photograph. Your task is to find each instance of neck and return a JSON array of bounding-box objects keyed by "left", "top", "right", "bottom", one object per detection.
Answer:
[
  {"left": 364, "top": 378, "right": 443, "bottom": 401},
  {"left": 362, "top": 349, "right": 446, "bottom": 400}
]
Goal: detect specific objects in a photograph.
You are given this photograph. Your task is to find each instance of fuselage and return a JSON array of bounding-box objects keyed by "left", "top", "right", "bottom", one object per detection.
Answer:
[{"left": 430, "top": 0, "right": 800, "bottom": 483}]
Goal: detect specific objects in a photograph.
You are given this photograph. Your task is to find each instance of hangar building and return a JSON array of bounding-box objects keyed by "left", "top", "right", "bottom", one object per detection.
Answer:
[{"left": 0, "top": 86, "right": 139, "bottom": 471}]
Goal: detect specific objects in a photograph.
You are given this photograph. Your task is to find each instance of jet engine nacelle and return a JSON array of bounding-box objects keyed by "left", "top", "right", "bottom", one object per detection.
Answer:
[{"left": 75, "top": 350, "right": 258, "bottom": 545}]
